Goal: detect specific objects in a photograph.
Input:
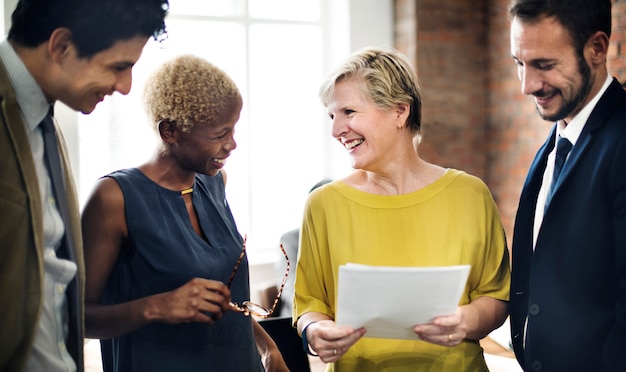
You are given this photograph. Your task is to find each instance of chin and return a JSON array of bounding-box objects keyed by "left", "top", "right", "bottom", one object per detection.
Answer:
[
  {"left": 535, "top": 106, "right": 559, "bottom": 122},
  {"left": 77, "top": 101, "right": 99, "bottom": 115}
]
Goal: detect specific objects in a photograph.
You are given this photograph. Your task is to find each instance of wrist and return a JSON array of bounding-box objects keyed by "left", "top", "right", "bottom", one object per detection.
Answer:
[
  {"left": 141, "top": 295, "right": 160, "bottom": 323},
  {"left": 301, "top": 321, "right": 319, "bottom": 356}
]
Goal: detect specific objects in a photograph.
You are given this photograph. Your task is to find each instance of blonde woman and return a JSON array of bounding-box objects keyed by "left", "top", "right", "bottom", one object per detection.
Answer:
[{"left": 294, "top": 47, "right": 510, "bottom": 371}]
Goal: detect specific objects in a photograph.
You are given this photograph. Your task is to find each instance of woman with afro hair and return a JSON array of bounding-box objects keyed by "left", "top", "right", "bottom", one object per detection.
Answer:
[{"left": 81, "top": 54, "right": 288, "bottom": 372}]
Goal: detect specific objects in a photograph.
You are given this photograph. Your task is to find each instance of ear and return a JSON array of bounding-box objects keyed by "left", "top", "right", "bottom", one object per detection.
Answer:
[
  {"left": 395, "top": 103, "right": 410, "bottom": 128},
  {"left": 47, "top": 28, "right": 74, "bottom": 63},
  {"left": 158, "top": 120, "right": 177, "bottom": 143},
  {"left": 586, "top": 31, "right": 609, "bottom": 66},
  {"left": 396, "top": 103, "right": 409, "bottom": 117}
]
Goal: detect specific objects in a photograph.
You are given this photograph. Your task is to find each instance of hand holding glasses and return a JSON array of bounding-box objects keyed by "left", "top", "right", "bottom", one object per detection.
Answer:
[{"left": 227, "top": 236, "right": 290, "bottom": 318}]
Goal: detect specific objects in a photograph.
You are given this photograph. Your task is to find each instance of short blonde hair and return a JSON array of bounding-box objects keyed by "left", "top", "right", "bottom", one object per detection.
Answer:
[
  {"left": 143, "top": 54, "right": 241, "bottom": 132},
  {"left": 319, "top": 46, "right": 422, "bottom": 135}
]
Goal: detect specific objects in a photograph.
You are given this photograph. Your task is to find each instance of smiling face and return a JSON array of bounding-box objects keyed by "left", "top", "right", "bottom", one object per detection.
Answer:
[
  {"left": 170, "top": 95, "right": 242, "bottom": 176},
  {"left": 510, "top": 16, "right": 595, "bottom": 123},
  {"left": 327, "top": 78, "right": 403, "bottom": 172},
  {"left": 52, "top": 35, "right": 149, "bottom": 114}
]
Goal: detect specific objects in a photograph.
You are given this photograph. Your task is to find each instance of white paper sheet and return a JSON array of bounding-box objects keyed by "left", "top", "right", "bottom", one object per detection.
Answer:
[{"left": 336, "top": 263, "right": 471, "bottom": 340}]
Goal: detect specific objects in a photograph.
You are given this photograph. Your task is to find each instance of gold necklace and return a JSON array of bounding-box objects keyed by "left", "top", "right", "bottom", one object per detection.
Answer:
[{"left": 180, "top": 187, "right": 193, "bottom": 195}]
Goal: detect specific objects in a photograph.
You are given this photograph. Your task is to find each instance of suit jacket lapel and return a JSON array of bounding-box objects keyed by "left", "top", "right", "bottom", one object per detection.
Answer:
[
  {"left": 512, "top": 125, "right": 556, "bottom": 261},
  {"left": 520, "top": 127, "right": 556, "bottom": 209},
  {"left": 553, "top": 78, "right": 624, "bottom": 193}
]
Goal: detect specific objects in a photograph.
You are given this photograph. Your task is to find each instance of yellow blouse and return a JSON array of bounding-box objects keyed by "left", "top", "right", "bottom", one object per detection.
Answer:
[{"left": 293, "top": 169, "right": 510, "bottom": 372}]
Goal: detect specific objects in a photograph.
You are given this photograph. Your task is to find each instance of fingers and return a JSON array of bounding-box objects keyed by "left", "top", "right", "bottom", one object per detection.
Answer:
[
  {"left": 432, "top": 308, "right": 462, "bottom": 328},
  {"left": 191, "top": 278, "right": 232, "bottom": 319},
  {"left": 318, "top": 340, "right": 353, "bottom": 363},
  {"left": 413, "top": 323, "right": 464, "bottom": 347},
  {"left": 320, "top": 346, "right": 342, "bottom": 363},
  {"left": 308, "top": 321, "right": 366, "bottom": 363},
  {"left": 413, "top": 307, "right": 466, "bottom": 347},
  {"left": 444, "top": 331, "right": 459, "bottom": 346},
  {"left": 159, "top": 278, "right": 231, "bottom": 324}
]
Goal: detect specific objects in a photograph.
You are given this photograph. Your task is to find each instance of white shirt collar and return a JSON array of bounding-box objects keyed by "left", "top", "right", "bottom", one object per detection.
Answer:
[
  {"left": 557, "top": 75, "right": 612, "bottom": 144},
  {"left": 0, "top": 39, "right": 50, "bottom": 130}
]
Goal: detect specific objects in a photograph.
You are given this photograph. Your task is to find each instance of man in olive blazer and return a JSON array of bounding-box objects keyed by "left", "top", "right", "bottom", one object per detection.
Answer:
[
  {"left": 0, "top": 61, "right": 85, "bottom": 370},
  {"left": 0, "top": 64, "right": 85, "bottom": 369},
  {"left": 0, "top": 0, "right": 168, "bottom": 370}
]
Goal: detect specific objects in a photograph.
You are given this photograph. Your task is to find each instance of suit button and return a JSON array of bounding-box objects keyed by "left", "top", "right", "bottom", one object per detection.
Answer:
[
  {"left": 529, "top": 304, "right": 540, "bottom": 315},
  {"left": 531, "top": 360, "right": 542, "bottom": 371}
]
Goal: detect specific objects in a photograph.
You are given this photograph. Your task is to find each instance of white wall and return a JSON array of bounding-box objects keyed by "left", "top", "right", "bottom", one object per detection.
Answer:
[
  {"left": 350, "top": 0, "right": 394, "bottom": 51},
  {"left": 3, "top": 0, "right": 13, "bottom": 35}
]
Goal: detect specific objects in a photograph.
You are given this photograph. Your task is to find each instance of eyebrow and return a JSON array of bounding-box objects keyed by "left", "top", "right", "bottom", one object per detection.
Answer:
[
  {"left": 511, "top": 55, "right": 556, "bottom": 65},
  {"left": 112, "top": 61, "right": 136, "bottom": 70}
]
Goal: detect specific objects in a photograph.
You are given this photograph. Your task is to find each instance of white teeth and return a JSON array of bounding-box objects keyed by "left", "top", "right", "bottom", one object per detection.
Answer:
[
  {"left": 345, "top": 139, "right": 364, "bottom": 150},
  {"left": 213, "top": 158, "right": 225, "bottom": 164}
]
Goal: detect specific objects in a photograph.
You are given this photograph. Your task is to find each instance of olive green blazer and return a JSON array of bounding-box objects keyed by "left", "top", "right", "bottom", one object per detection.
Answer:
[{"left": 0, "top": 59, "right": 85, "bottom": 372}]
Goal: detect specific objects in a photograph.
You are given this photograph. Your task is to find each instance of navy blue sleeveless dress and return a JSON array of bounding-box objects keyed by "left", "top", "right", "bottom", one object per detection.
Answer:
[{"left": 100, "top": 168, "right": 264, "bottom": 372}]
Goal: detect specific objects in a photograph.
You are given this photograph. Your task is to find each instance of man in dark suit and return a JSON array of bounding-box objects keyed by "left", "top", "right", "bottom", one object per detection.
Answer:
[
  {"left": 0, "top": 1, "right": 168, "bottom": 371},
  {"left": 508, "top": 0, "right": 626, "bottom": 371}
]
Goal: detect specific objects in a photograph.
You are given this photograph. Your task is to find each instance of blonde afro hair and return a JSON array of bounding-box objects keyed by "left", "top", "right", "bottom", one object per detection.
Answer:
[{"left": 143, "top": 54, "right": 241, "bottom": 132}]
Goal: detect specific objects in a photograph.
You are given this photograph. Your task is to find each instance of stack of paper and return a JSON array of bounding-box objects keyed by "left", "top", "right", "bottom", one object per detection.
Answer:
[{"left": 336, "top": 263, "right": 471, "bottom": 340}]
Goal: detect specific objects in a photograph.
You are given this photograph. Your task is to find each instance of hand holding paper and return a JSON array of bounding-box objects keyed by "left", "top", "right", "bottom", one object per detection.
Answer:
[{"left": 335, "top": 263, "right": 471, "bottom": 340}]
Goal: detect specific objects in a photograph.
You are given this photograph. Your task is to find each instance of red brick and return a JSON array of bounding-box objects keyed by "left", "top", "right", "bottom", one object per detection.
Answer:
[{"left": 393, "top": 0, "right": 625, "bottom": 243}]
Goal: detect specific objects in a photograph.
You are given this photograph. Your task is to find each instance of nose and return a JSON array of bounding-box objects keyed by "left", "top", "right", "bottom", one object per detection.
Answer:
[
  {"left": 114, "top": 70, "right": 133, "bottom": 95},
  {"left": 224, "top": 133, "right": 237, "bottom": 152},
  {"left": 519, "top": 66, "right": 542, "bottom": 96},
  {"left": 331, "top": 116, "right": 347, "bottom": 140}
]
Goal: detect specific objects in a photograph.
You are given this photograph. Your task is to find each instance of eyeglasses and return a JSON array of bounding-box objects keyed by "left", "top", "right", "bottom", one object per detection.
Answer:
[{"left": 227, "top": 235, "right": 290, "bottom": 318}]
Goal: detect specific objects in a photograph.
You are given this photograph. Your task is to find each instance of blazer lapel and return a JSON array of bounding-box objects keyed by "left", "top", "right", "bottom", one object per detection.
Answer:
[
  {"left": 512, "top": 125, "right": 556, "bottom": 258},
  {"left": 520, "top": 127, "right": 556, "bottom": 208},
  {"left": 552, "top": 78, "right": 624, "bottom": 193}
]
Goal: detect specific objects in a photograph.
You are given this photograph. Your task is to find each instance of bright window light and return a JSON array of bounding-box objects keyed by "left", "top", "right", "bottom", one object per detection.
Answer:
[{"left": 77, "top": 0, "right": 354, "bottom": 262}]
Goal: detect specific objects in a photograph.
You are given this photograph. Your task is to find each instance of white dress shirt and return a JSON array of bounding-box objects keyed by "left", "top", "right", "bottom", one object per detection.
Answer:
[{"left": 0, "top": 40, "right": 78, "bottom": 372}]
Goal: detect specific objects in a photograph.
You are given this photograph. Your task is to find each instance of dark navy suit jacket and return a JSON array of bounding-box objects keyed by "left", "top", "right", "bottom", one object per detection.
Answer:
[{"left": 510, "top": 78, "right": 626, "bottom": 372}]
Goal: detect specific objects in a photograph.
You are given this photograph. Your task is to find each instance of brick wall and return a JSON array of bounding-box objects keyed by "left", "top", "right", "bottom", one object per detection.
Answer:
[
  {"left": 396, "top": 0, "right": 489, "bottom": 180},
  {"left": 484, "top": 0, "right": 543, "bottom": 245},
  {"left": 395, "top": 0, "right": 626, "bottom": 245},
  {"left": 610, "top": 0, "right": 626, "bottom": 83}
]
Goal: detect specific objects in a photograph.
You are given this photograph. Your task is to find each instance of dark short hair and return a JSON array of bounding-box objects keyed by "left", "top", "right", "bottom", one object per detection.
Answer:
[
  {"left": 8, "top": 0, "right": 168, "bottom": 58},
  {"left": 508, "top": 0, "right": 611, "bottom": 55}
]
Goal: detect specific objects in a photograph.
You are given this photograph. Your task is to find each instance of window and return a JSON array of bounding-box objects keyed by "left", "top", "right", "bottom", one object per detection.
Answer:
[
  {"left": 70, "top": 0, "right": 392, "bottom": 262},
  {"left": 0, "top": 3, "right": 4, "bottom": 35}
]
